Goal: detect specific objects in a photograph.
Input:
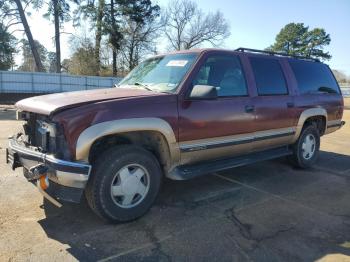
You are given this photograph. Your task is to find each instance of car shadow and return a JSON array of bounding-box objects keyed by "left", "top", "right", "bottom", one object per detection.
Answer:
[
  {"left": 37, "top": 151, "right": 350, "bottom": 261},
  {"left": 38, "top": 175, "right": 237, "bottom": 261},
  {"left": 317, "top": 150, "right": 350, "bottom": 174}
]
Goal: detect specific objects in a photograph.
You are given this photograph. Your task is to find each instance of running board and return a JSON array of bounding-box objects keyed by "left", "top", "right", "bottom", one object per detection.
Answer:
[{"left": 167, "top": 146, "right": 292, "bottom": 180}]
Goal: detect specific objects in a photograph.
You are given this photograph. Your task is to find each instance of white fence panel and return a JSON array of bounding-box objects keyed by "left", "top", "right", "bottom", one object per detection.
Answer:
[
  {"left": 0, "top": 71, "right": 122, "bottom": 93},
  {"left": 1, "top": 70, "right": 348, "bottom": 97},
  {"left": 61, "top": 75, "right": 85, "bottom": 92},
  {"left": 341, "top": 87, "right": 350, "bottom": 97}
]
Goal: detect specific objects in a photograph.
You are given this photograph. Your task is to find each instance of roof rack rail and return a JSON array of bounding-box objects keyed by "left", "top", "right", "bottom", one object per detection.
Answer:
[{"left": 235, "top": 47, "right": 320, "bottom": 62}]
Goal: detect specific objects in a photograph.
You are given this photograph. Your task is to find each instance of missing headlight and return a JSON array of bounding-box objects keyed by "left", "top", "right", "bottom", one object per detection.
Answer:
[{"left": 36, "top": 120, "right": 57, "bottom": 152}]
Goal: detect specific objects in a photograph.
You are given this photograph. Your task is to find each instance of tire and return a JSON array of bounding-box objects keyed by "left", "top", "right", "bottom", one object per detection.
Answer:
[
  {"left": 288, "top": 123, "right": 320, "bottom": 169},
  {"left": 85, "top": 145, "right": 162, "bottom": 223}
]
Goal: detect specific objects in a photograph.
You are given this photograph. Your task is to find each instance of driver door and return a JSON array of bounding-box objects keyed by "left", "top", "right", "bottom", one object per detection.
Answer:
[{"left": 178, "top": 53, "right": 255, "bottom": 165}]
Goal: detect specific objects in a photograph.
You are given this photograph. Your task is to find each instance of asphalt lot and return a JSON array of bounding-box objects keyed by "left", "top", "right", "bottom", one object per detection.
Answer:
[{"left": 1, "top": 109, "right": 350, "bottom": 262}]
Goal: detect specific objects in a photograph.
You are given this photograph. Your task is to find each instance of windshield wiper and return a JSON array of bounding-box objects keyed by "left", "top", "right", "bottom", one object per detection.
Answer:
[{"left": 133, "top": 82, "right": 153, "bottom": 91}]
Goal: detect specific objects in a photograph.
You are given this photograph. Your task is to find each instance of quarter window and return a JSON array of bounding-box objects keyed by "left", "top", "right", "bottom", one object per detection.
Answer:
[
  {"left": 192, "top": 55, "right": 247, "bottom": 97},
  {"left": 289, "top": 59, "right": 340, "bottom": 94},
  {"left": 250, "top": 57, "right": 288, "bottom": 95}
]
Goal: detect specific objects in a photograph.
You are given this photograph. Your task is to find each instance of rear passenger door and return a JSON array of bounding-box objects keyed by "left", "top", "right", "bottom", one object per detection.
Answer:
[{"left": 247, "top": 56, "right": 297, "bottom": 152}]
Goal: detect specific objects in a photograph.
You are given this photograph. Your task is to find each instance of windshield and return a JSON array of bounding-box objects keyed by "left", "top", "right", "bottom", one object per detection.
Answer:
[{"left": 118, "top": 53, "right": 198, "bottom": 93}]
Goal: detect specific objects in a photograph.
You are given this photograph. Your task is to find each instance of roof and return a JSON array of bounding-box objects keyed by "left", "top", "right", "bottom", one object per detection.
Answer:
[{"left": 155, "top": 47, "right": 321, "bottom": 63}]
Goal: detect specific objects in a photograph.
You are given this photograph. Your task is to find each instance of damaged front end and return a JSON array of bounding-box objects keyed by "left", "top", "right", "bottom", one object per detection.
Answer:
[{"left": 6, "top": 111, "right": 91, "bottom": 206}]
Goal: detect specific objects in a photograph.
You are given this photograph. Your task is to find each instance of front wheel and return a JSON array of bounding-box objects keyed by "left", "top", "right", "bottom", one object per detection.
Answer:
[
  {"left": 85, "top": 145, "right": 162, "bottom": 223},
  {"left": 288, "top": 124, "right": 320, "bottom": 169}
]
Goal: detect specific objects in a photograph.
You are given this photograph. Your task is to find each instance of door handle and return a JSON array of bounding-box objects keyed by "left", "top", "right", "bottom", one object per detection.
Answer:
[
  {"left": 245, "top": 105, "right": 255, "bottom": 113},
  {"left": 287, "top": 102, "right": 295, "bottom": 108}
]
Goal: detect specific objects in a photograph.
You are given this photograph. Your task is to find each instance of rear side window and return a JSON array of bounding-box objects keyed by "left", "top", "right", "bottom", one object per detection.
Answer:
[
  {"left": 289, "top": 60, "right": 340, "bottom": 94},
  {"left": 250, "top": 57, "right": 288, "bottom": 95}
]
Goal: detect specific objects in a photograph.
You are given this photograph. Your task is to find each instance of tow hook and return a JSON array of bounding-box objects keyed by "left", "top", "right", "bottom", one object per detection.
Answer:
[
  {"left": 28, "top": 164, "right": 49, "bottom": 181},
  {"left": 28, "top": 164, "right": 62, "bottom": 208}
]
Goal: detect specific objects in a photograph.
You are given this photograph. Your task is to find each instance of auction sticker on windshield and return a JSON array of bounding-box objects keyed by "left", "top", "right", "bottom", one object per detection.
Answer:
[{"left": 166, "top": 60, "right": 188, "bottom": 67}]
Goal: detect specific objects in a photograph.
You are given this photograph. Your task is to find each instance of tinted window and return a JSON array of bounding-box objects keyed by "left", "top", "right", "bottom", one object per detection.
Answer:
[
  {"left": 289, "top": 59, "right": 340, "bottom": 94},
  {"left": 193, "top": 55, "right": 247, "bottom": 97},
  {"left": 250, "top": 57, "right": 288, "bottom": 95}
]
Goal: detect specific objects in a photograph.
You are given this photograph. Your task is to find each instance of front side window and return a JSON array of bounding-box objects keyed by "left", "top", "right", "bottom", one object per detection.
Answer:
[
  {"left": 118, "top": 53, "right": 198, "bottom": 93},
  {"left": 192, "top": 55, "right": 247, "bottom": 97},
  {"left": 289, "top": 59, "right": 340, "bottom": 94},
  {"left": 250, "top": 57, "right": 288, "bottom": 95}
]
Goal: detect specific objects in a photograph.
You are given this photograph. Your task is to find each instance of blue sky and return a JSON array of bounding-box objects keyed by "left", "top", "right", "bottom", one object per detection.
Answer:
[
  {"left": 158, "top": 0, "right": 350, "bottom": 74},
  {"left": 14, "top": 0, "right": 350, "bottom": 75}
]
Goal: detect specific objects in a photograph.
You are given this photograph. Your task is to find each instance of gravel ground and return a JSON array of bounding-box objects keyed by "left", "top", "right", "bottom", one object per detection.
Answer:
[{"left": 0, "top": 109, "right": 350, "bottom": 261}]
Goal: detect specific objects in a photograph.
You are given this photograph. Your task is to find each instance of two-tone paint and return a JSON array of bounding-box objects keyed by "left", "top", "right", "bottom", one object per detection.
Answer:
[{"left": 15, "top": 48, "right": 344, "bottom": 178}]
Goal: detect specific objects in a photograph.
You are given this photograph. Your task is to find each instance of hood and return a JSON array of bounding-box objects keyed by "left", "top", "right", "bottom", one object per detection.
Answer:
[{"left": 15, "top": 87, "right": 164, "bottom": 116}]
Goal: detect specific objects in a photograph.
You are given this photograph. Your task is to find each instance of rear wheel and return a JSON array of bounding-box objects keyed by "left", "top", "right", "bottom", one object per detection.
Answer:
[
  {"left": 288, "top": 124, "right": 320, "bottom": 169},
  {"left": 85, "top": 145, "right": 162, "bottom": 222}
]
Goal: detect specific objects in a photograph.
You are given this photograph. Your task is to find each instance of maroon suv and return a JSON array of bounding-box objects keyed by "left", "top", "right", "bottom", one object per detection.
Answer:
[{"left": 6, "top": 48, "right": 345, "bottom": 222}]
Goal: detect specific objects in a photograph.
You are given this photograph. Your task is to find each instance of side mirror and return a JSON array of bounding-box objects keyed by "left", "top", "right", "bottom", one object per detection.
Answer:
[{"left": 188, "top": 85, "right": 218, "bottom": 100}]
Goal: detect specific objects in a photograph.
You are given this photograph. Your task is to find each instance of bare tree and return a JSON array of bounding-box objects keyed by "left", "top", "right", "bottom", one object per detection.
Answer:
[
  {"left": 18, "top": 39, "right": 48, "bottom": 72},
  {"left": 332, "top": 69, "right": 349, "bottom": 84},
  {"left": 74, "top": 0, "right": 106, "bottom": 75},
  {"left": 52, "top": 0, "right": 61, "bottom": 73},
  {"left": 162, "top": 0, "right": 230, "bottom": 50},
  {"left": 2, "top": 0, "right": 45, "bottom": 71},
  {"left": 120, "top": 13, "right": 161, "bottom": 70},
  {"left": 44, "top": 0, "right": 79, "bottom": 73},
  {"left": 65, "top": 38, "right": 99, "bottom": 75},
  {"left": 95, "top": 0, "right": 105, "bottom": 75}
]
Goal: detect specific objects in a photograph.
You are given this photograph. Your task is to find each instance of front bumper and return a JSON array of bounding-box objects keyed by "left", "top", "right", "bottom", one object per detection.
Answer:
[{"left": 6, "top": 137, "right": 91, "bottom": 203}]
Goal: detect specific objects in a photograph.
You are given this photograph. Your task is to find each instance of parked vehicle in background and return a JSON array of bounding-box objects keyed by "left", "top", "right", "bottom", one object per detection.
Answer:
[{"left": 6, "top": 48, "right": 345, "bottom": 222}]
